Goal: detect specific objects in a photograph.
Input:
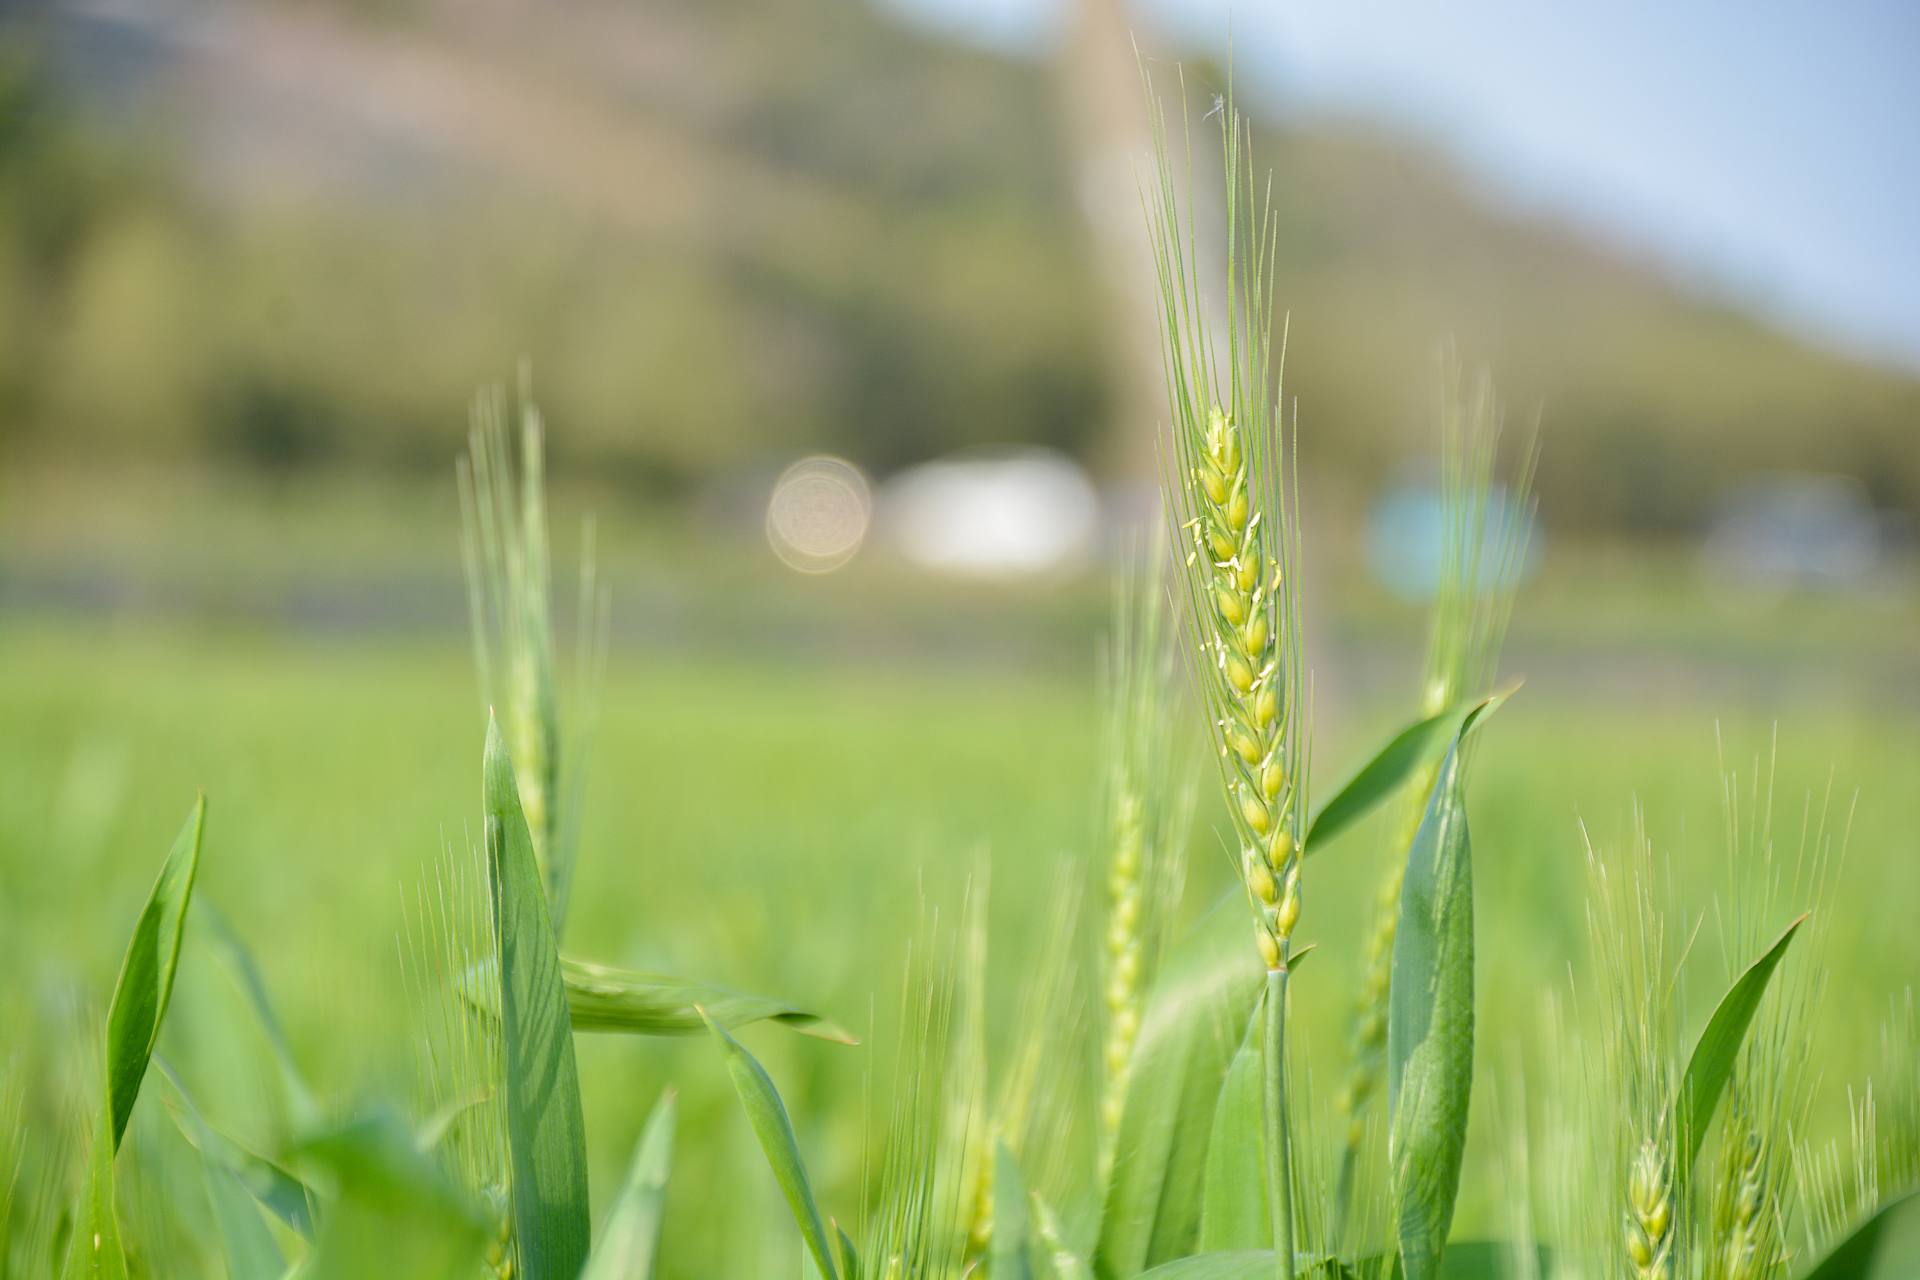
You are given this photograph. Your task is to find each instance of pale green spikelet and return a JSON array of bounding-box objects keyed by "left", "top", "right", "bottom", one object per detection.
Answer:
[
  {"left": 1142, "top": 65, "right": 1307, "bottom": 975},
  {"left": 1333, "top": 353, "right": 1536, "bottom": 1226},
  {"left": 459, "top": 377, "right": 609, "bottom": 935},
  {"left": 1706, "top": 1096, "right": 1784, "bottom": 1280},
  {"left": 1627, "top": 1137, "right": 1676, "bottom": 1279}
]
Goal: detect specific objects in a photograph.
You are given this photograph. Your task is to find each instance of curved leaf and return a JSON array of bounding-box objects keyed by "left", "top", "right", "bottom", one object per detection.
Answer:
[
  {"left": 1387, "top": 701, "right": 1497, "bottom": 1280},
  {"left": 1798, "top": 1188, "right": 1920, "bottom": 1279},
  {"left": 1095, "top": 898, "right": 1265, "bottom": 1276},
  {"left": 1674, "top": 912, "right": 1808, "bottom": 1184},
  {"left": 701, "top": 1009, "right": 839, "bottom": 1280},
  {"left": 485, "top": 717, "right": 591, "bottom": 1279},
  {"left": 563, "top": 957, "right": 857, "bottom": 1044},
  {"left": 1306, "top": 689, "right": 1515, "bottom": 855},
  {"left": 105, "top": 796, "right": 205, "bottom": 1150},
  {"left": 1198, "top": 996, "right": 1269, "bottom": 1250},
  {"left": 156, "top": 1060, "right": 314, "bottom": 1241},
  {"left": 582, "top": 1091, "right": 677, "bottom": 1280}
]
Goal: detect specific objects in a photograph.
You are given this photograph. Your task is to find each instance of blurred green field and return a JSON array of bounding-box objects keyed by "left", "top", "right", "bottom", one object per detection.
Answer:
[{"left": 1, "top": 603, "right": 1914, "bottom": 1273}]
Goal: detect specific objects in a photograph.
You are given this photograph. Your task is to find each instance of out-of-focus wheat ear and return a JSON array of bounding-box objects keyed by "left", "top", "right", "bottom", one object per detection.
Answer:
[
  {"left": 991, "top": 860, "right": 1095, "bottom": 1246},
  {"left": 398, "top": 834, "right": 509, "bottom": 1269},
  {"left": 1096, "top": 534, "right": 1193, "bottom": 1167},
  {"left": 460, "top": 384, "right": 579, "bottom": 932},
  {"left": 868, "top": 888, "right": 982, "bottom": 1279}
]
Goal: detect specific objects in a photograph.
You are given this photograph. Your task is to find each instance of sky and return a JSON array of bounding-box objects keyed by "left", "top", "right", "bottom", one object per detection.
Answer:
[{"left": 885, "top": 0, "right": 1920, "bottom": 372}]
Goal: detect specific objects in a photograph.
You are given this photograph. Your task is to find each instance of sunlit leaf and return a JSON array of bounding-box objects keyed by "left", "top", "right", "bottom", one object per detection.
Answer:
[
  {"left": 105, "top": 797, "right": 205, "bottom": 1150},
  {"left": 701, "top": 1009, "right": 838, "bottom": 1280},
  {"left": 1387, "top": 700, "right": 1502, "bottom": 1280},
  {"left": 1674, "top": 912, "right": 1808, "bottom": 1185}
]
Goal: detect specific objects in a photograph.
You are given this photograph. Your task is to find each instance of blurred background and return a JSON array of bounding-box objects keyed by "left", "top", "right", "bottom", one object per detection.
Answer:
[{"left": 1, "top": 0, "right": 1915, "bottom": 1271}]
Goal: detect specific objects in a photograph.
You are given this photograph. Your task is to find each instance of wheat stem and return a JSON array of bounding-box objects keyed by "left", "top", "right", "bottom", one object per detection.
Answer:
[{"left": 1264, "top": 969, "right": 1295, "bottom": 1280}]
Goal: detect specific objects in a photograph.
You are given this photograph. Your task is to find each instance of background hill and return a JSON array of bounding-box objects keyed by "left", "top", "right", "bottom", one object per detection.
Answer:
[{"left": 2, "top": 0, "right": 1916, "bottom": 531}]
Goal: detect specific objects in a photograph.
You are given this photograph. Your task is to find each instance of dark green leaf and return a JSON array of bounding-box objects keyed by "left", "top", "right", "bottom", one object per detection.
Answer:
[
  {"left": 992, "top": 1139, "right": 1034, "bottom": 1280},
  {"left": 1197, "top": 996, "right": 1268, "bottom": 1250},
  {"left": 485, "top": 717, "right": 591, "bottom": 1279},
  {"left": 1095, "top": 897, "right": 1265, "bottom": 1276},
  {"left": 1387, "top": 700, "right": 1498, "bottom": 1280},
  {"left": 1675, "top": 912, "right": 1808, "bottom": 1185},
  {"left": 1798, "top": 1189, "right": 1920, "bottom": 1279},
  {"left": 104, "top": 796, "right": 205, "bottom": 1150},
  {"left": 563, "top": 957, "right": 857, "bottom": 1044},
  {"left": 701, "top": 1009, "right": 839, "bottom": 1280},
  {"left": 582, "top": 1091, "right": 677, "bottom": 1280}
]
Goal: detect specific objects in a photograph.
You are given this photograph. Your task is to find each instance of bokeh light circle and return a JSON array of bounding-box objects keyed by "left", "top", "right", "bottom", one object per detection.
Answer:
[{"left": 765, "top": 455, "right": 872, "bottom": 574}]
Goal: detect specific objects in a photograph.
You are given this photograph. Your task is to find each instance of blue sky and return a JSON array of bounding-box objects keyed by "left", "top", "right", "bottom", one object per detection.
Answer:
[{"left": 885, "top": 0, "right": 1920, "bottom": 371}]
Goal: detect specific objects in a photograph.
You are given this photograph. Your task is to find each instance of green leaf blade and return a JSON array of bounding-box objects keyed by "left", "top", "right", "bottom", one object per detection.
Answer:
[
  {"left": 582, "top": 1091, "right": 678, "bottom": 1280},
  {"left": 1197, "top": 999, "right": 1269, "bottom": 1251},
  {"left": 485, "top": 717, "right": 591, "bottom": 1279},
  {"left": 700, "top": 1009, "right": 838, "bottom": 1280},
  {"left": 1675, "top": 912, "right": 1808, "bottom": 1181},
  {"left": 1306, "top": 688, "right": 1516, "bottom": 855},
  {"left": 1386, "top": 719, "right": 1485, "bottom": 1280},
  {"left": 104, "top": 796, "right": 206, "bottom": 1151},
  {"left": 1798, "top": 1189, "right": 1920, "bottom": 1279}
]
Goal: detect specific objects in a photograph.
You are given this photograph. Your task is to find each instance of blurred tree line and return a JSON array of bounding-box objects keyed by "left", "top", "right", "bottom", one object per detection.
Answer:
[{"left": 1, "top": 0, "right": 1915, "bottom": 531}]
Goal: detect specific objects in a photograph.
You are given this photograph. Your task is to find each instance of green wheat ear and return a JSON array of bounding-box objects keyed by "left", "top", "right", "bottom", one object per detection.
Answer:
[
  {"left": 459, "top": 376, "right": 609, "bottom": 935},
  {"left": 1141, "top": 58, "right": 1308, "bottom": 1278},
  {"left": 1142, "top": 61, "right": 1306, "bottom": 975},
  {"left": 400, "top": 840, "right": 511, "bottom": 1275}
]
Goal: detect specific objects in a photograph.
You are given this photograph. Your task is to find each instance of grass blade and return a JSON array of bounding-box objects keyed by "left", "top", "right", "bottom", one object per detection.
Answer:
[
  {"left": 1386, "top": 703, "right": 1496, "bottom": 1280},
  {"left": 1096, "top": 897, "right": 1265, "bottom": 1276},
  {"left": 1674, "top": 912, "right": 1808, "bottom": 1184},
  {"left": 1797, "top": 1188, "right": 1920, "bottom": 1279},
  {"left": 581, "top": 1091, "right": 677, "bottom": 1280},
  {"left": 1199, "top": 997, "right": 1269, "bottom": 1250},
  {"left": 562, "top": 957, "right": 857, "bottom": 1044},
  {"left": 104, "top": 796, "right": 205, "bottom": 1151},
  {"left": 61, "top": 1106, "right": 127, "bottom": 1280},
  {"left": 699, "top": 1009, "right": 838, "bottom": 1280},
  {"left": 484, "top": 716, "right": 591, "bottom": 1278}
]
